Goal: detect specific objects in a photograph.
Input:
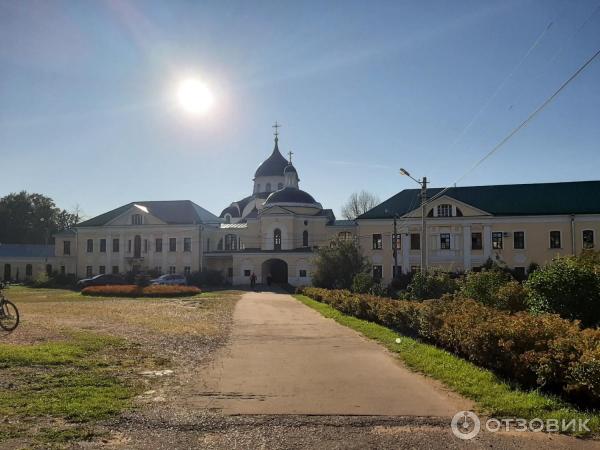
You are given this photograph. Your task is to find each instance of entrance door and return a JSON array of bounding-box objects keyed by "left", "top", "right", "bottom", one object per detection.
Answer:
[
  {"left": 262, "top": 259, "right": 288, "bottom": 284},
  {"left": 134, "top": 235, "right": 142, "bottom": 258}
]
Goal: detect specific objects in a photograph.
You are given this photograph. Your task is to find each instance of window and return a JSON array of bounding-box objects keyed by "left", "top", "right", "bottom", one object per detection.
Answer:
[
  {"left": 372, "top": 234, "right": 383, "bottom": 250},
  {"left": 184, "top": 266, "right": 191, "bottom": 276},
  {"left": 184, "top": 238, "right": 192, "bottom": 252},
  {"left": 299, "top": 269, "right": 307, "bottom": 278},
  {"left": 277, "top": 182, "right": 283, "bottom": 190},
  {"left": 372, "top": 265, "right": 383, "bottom": 281},
  {"left": 437, "top": 204, "right": 452, "bottom": 217},
  {"left": 112, "top": 266, "right": 119, "bottom": 274},
  {"left": 550, "top": 231, "right": 561, "bottom": 249},
  {"left": 168, "top": 266, "right": 176, "bottom": 274},
  {"left": 155, "top": 238, "right": 162, "bottom": 252},
  {"left": 440, "top": 233, "right": 451, "bottom": 250},
  {"left": 60, "top": 266, "right": 65, "bottom": 275},
  {"left": 86, "top": 266, "right": 93, "bottom": 277},
  {"left": 113, "top": 238, "right": 119, "bottom": 252},
  {"left": 338, "top": 231, "right": 352, "bottom": 241},
  {"left": 86, "top": 239, "right": 93, "bottom": 253},
  {"left": 128, "top": 240, "right": 132, "bottom": 253},
  {"left": 131, "top": 214, "right": 142, "bottom": 225},
  {"left": 46, "top": 264, "right": 52, "bottom": 275},
  {"left": 227, "top": 267, "right": 233, "bottom": 277},
  {"left": 256, "top": 183, "right": 261, "bottom": 193},
  {"left": 26, "top": 264, "right": 33, "bottom": 277},
  {"left": 133, "top": 235, "right": 142, "bottom": 258},
  {"left": 63, "top": 241, "right": 71, "bottom": 255},
  {"left": 303, "top": 230, "right": 309, "bottom": 247},
  {"left": 100, "top": 239, "right": 106, "bottom": 252},
  {"left": 410, "top": 233, "right": 420, "bottom": 250},
  {"left": 392, "top": 234, "right": 401, "bottom": 250},
  {"left": 393, "top": 265, "right": 402, "bottom": 278},
  {"left": 99, "top": 265, "right": 106, "bottom": 275},
  {"left": 492, "top": 232, "right": 503, "bottom": 249},
  {"left": 224, "top": 214, "right": 231, "bottom": 224},
  {"left": 471, "top": 232, "right": 482, "bottom": 250},
  {"left": 266, "top": 182, "right": 272, "bottom": 192},
  {"left": 273, "top": 229, "right": 282, "bottom": 250},
  {"left": 225, "top": 234, "right": 238, "bottom": 251},
  {"left": 169, "top": 238, "right": 177, "bottom": 252},
  {"left": 514, "top": 231, "right": 525, "bottom": 249},
  {"left": 583, "top": 230, "right": 594, "bottom": 249},
  {"left": 244, "top": 269, "right": 251, "bottom": 277}
]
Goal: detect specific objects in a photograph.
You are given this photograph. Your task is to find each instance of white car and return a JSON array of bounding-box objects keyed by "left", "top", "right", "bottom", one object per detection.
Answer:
[{"left": 150, "top": 274, "right": 187, "bottom": 286}]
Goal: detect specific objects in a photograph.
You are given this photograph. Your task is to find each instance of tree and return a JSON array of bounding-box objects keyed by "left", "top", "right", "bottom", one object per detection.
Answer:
[
  {"left": 312, "top": 239, "right": 369, "bottom": 290},
  {"left": 0, "top": 191, "right": 79, "bottom": 244},
  {"left": 341, "top": 190, "right": 380, "bottom": 220}
]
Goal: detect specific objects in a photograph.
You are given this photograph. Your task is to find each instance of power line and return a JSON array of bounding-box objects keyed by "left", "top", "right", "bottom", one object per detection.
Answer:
[{"left": 427, "top": 44, "right": 600, "bottom": 206}]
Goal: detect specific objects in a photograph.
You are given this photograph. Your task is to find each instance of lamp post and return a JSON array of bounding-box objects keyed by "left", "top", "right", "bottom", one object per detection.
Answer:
[{"left": 400, "top": 168, "right": 428, "bottom": 273}]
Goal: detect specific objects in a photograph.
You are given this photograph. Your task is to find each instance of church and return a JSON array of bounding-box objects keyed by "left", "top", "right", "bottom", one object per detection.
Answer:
[{"left": 2, "top": 125, "right": 600, "bottom": 286}]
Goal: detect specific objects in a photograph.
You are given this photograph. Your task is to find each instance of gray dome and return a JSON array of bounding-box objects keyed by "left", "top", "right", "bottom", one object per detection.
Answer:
[
  {"left": 265, "top": 187, "right": 317, "bottom": 205},
  {"left": 254, "top": 139, "right": 288, "bottom": 178},
  {"left": 283, "top": 163, "right": 297, "bottom": 174}
]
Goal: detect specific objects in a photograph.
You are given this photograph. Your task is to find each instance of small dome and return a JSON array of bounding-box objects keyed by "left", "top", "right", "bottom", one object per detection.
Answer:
[
  {"left": 283, "top": 163, "right": 297, "bottom": 174},
  {"left": 265, "top": 187, "right": 317, "bottom": 205},
  {"left": 254, "top": 139, "right": 289, "bottom": 178}
]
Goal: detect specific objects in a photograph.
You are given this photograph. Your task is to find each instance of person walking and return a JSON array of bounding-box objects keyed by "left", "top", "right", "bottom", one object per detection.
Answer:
[
  {"left": 250, "top": 272, "right": 257, "bottom": 289},
  {"left": 266, "top": 273, "right": 272, "bottom": 287}
]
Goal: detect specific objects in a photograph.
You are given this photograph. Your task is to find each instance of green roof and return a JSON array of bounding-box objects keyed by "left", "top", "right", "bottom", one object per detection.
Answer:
[
  {"left": 358, "top": 181, "right": 600, "bottom": 219},
  {"left": 77, "top": 200, "right": 219, "bottom": 227}
]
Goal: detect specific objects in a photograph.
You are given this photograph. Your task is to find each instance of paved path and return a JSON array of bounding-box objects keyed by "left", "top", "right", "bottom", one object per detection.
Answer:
[{"left": 193, "top": 291, "right": 470, "bottom": 416}]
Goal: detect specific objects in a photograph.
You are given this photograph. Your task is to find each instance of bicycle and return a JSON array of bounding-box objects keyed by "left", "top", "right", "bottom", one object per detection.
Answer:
[{"left": 0, "top": 282, "right": 19, "bottom": 331}]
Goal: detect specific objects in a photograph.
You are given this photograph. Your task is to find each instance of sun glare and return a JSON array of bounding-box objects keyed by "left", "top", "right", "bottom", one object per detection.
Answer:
[{"left": 176, "top": 78, "right": 215, "bottom": 115}]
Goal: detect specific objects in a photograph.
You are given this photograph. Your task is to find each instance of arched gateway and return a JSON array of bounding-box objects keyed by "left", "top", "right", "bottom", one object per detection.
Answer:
[{"left": 261, "top": 259, "right": 288, "bottom": 284}]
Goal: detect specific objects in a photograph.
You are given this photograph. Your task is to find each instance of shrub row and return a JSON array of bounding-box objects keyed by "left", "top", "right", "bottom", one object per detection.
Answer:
[
  {"left": 299, "top": 287, "right": 600, "bottom": 406},
  {"left": 81, "top": 285, "right": 201, "bottom": 298}
]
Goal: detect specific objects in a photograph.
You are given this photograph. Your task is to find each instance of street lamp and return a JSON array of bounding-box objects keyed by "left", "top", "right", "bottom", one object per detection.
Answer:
[{"left": 400, "top": 168, "right": 428, "bottom": 273}]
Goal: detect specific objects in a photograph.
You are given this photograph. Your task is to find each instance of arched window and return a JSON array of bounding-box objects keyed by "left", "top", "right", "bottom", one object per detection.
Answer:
[
  {"left": 224, "top": 214, "right": 231, "bottom": 224},
  {"left": 437, "top": 204, "right": 452, "bottom": 217},
  {"left": 131, "top": 214, "right": 142, "bottom": 225},
  {"left": 273, "top": 228, "right": 282, "bottom": 250},
  {"left": 134, "top": 235, "right": 142, "bottom": 258},
  {"left": 338, "top": 231, "right": 352, "bottom": 241},
  {"left": 256, "top": 184, "right": 261, "bottom": 193},
  {"left": 277, "top": 182, "right": 283, "bottom": 190},
  {"left": 302, "top": 230, "right": 309, "bottom": 247},
  {"left": 225, "top": 234, "right": 238, "bottom": 251},
  {"left": 266, "top": 182, "right": 272, "bottom": 192},
  {"left": 25, "top": 264, "right": 33, "bottom": 278}
]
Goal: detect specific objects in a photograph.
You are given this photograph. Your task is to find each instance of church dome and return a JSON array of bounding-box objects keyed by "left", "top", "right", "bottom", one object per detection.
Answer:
[
  {"left": 283, "top": 163, "right": 297, "bottom": 174},
  {"left": 265, "top": 187, "right": 317, "bottom": 205},
  {"left": 254, "top": 138, "right": 289, "bottom": 178}
]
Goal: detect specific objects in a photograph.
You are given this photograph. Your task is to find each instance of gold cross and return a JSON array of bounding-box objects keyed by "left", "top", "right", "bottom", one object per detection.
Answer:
[{"left": 272, "top": 121, "right": 281, "bottom": 137}]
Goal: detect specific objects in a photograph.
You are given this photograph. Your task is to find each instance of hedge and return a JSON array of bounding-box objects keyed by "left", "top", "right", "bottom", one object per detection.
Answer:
[
  {"left": 81, "top": 285, "right": 201, "bottom": 298},
  {"left": 299, "top": 287, "right": 600, "bottom": 406}
]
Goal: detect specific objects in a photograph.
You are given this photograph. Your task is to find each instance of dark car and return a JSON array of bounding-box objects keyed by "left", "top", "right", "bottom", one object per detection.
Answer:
[{"left": 77, "top": 274, "right": 126, "bottom": 288}]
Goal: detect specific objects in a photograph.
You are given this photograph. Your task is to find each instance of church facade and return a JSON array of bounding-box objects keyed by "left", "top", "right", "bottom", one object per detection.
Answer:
[{"left": 2, "top": 127, "right": 600, "bottom": 286}]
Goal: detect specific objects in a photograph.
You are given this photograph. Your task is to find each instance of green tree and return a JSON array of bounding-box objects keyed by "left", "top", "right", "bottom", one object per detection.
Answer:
[
  {"left": 312, "top": 239, "right": 368, "bottom": 290},
  {"left": 405, "top": 270, "right": 458, "bottom": 300},
  {"left": 0, "top": 191, "right": 78, "bottom": 244}
]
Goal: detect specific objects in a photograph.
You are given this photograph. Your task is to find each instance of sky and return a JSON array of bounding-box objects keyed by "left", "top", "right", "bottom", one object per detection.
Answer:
[{"left": 1, "top": 0, "right": 599, "bottom": 220}]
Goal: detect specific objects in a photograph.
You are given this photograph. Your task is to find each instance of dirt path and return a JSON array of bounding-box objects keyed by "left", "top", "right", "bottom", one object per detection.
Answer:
[{"left": 188, "top": 291, "right": 469, "bottom": 416}]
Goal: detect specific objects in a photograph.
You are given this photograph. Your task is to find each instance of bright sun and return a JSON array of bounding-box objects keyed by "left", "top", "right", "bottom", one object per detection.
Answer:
[{"left": 176, "top": 78, "right": 215, "bottom": 115}]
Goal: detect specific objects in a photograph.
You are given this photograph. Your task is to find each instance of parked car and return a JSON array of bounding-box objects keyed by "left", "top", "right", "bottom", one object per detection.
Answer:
[
  {"left": 150, "top": 274, "right": 187, "bottom": 286},
  {"left": 77, "top": 274, "right": 126, "bottom": 288}
]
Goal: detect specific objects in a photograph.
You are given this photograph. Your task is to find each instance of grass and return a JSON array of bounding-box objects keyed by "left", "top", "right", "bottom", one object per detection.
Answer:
[{"left": 295, "top": 294, "right": 600, "bottom": 437}]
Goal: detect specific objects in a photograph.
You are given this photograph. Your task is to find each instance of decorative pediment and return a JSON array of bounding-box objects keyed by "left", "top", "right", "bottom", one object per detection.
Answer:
[
  {"left": 404, "top": 195, "right": 491, "bottom": 218},
  {"left": 105, "top": 204, "right": 167, "bottom": 226}
]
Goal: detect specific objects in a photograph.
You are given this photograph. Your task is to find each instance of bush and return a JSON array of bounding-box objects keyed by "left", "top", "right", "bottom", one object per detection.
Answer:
[
  {"left": 312, "top": 239, "right": 368, "bottom": 290},
  {"left": 404, "top": 271, "right": 458, "bottom": 300},
  {"left": 134, "top": 274, "right": 151, "bottom": 288},
  {"left": 494, "top": 281, "right": 528, "bottom": 313},
  {"left": 526, "top": 256, "right": 600, "bottom": 327},
  {"left": 298, "top": 287, "right": 600, "bottom": 407},
  {"left": 81, "top": 285, "right": 201, "bottom": 298},
  {"left": 28, "top": 271, "right": 78, "bottom": 289},
  {"left": 351, "top": 272, "right": 374, "bottom": 294},
  {"left": 458, "top": 269, "right": 513, "bottom": 309},
  {"left": 186, "top": 269, "right": 224, "bottom": 288}
]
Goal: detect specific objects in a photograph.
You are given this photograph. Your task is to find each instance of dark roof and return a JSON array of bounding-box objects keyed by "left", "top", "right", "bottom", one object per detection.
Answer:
[
  {"left": 284, "top": 163, "right": 297, "bottom": 174},
  {"left": 329, "top": 219, "right": 357, "bottom": 227},
  {"left": 265, "top": 187, "right": 317, "bottom": 205},
  {"left": 0, "top": 244, "right": 55, "bottom": 258},
  {"left": 77, "top": 200, "right": 219, "bottom": 227},
  {"left": 254, "top": 138, "right": 289, "bottom": 178},
  {"left": 359, "top": 181, "right": 600, "bottom": 219}
]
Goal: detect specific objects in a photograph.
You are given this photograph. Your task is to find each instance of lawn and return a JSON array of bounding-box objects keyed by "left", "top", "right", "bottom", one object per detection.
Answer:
[
  {"left": 295, "top": 294, "right": 600, "bottom": 438},
  {"left": 0, "top": 286, "right": 240, "bottom": 448}
]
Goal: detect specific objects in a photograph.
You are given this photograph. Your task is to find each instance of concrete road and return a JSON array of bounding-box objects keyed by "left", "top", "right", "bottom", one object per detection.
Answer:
[{"left": 192, "top": 291, "right": 470, "bottom": 416}]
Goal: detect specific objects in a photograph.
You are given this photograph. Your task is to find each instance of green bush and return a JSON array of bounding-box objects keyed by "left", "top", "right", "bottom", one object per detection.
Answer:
[
  {"left": 28, "top": 271, "right": 78, "bottom": 289},
  {"left": 312, "top": 239, "right": 368, "bottom": 290},
  {"left": 458, "top": 269, "right": 513, "bottom": 309},
  {"left": 299, "top": 287, "right": 600, "bottom": 407},
  {"left": 351, "top": 272, "right": 374, "bottom": 294},
  {"left": 405, "top": 271, "right": 458, "bottom": 300},
  {"left": 186, "top": 269, "right": 224, "bottom": 287},
  {"left": 526, "top": 256, "right": 600, "bottom": 327},
  {"left": 494, "top": 281, "right": 528, "bottom": 313}
]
